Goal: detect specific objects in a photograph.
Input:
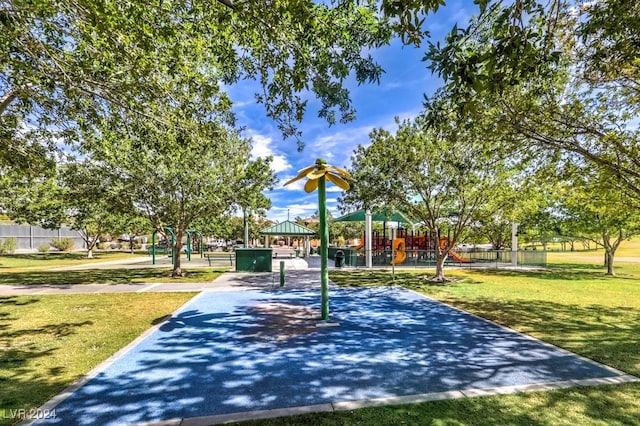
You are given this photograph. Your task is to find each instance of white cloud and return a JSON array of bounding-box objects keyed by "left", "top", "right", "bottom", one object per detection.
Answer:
[
  {"left": 249, "top": 132, "right": 292, "bottom": 174},
  {"left": 269, "top": 203, "right": 318, "bottom": 222},
  {"left": 277, "top": 176, "right": 306, "bottom": 192},
  {"left": 232, "top": 99, "right": 256, "bottom": 109},
  {"left": 326, "top": 185, "right": 346, "bottom": 193},
  {"left": 309, "top": 125, "right": 373, "bottom": 166}
]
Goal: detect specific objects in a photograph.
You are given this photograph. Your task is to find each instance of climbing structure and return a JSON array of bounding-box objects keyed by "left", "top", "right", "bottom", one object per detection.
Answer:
[{"left": 356, "top": 228, "right": 471, "bottom": 265}]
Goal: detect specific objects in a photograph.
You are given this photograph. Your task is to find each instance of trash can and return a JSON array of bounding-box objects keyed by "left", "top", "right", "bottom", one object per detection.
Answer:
[{"left": 335, "top": 250, "right": 345, "bottom": 268}]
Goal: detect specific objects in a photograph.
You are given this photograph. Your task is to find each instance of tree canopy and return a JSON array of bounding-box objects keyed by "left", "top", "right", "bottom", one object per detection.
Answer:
[
  {"left": 82, "top": 85, "right": 275, "bottom": 275},
  {"left": 424, "top": 0, "right": 640, "bottom": 201},
  {"left": 343, "top": 105, "right": 525, "bottom": 280},
  {"left": 2, "top": 0, "right": 446, "bottom": 175}
]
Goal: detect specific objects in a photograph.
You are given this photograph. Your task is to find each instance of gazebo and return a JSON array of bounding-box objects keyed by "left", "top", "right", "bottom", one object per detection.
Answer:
[{"left": 259, "top": 220, "right": 317, "bottom": 257}]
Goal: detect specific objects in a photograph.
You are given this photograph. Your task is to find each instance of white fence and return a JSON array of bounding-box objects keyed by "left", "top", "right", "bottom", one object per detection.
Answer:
[{"left": 0, "top": 224, "right": 85, "bottom": 251}]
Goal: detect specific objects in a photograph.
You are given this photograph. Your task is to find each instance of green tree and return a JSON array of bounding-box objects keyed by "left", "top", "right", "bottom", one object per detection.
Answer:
[
  {"left": 425, "top": 1, "right": 640, "bottom": 201},
  {"left": 58, "top": 161, "right": 128, "bottom": 258},
  {"left": 0, "top": 171, "right": 67, "bottom": 230},
  {"left": 2, "top": 160, "right": 127, "bottom": 258},
  {"left": 330, "top": 221, "right": 363, "bottom": 245},
  {"left": 85, "top": 94, "right": 275, "bottom": 275},
  {"left": 118, "top": 215, "right": 152, "bottom": 254},
  {"left": 576, "top": 0, "right": 640, "bottom": 97},
  {"left": 1, "top": 0, "right": 406, "bottom": 177},
  {"left": 555, "top": 167, "right": 640, "bottom": 275},
  {"left": 345, "top": 112, "right": 521, "bottom": 282}
]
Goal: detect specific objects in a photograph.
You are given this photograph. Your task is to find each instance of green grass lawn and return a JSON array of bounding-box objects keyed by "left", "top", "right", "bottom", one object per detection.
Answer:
[
  {"left": 0, "top": 252, "right": 229, "bottom": 285},
  {"left": 0, "top": 267, "right": 227, "bottom": 286},
  {"left": 0, "top": 292, "right": 196, "bottom": 425},
  {"left": 0, "top": 251, "right": 146, "bottom": 271}
]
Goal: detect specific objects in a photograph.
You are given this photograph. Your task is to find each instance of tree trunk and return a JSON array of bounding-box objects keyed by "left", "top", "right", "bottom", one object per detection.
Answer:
[
  {"left": 172, "top": 231, "right": 183, "bottom": 277},
  {"left": 433, "top": 252, "right": 447, "bottom": 282},
  {"left": 0, "top": 86, "right": 20, "bottom": 114},
  {"left": 606, "top": 251, "right": 615, "bottom": 275},
  {"left": 87, "top": 247, "right": 93, "bottom": 259},
  {"left": 602, "top": 230, "right": 621, "bottom": 276}
]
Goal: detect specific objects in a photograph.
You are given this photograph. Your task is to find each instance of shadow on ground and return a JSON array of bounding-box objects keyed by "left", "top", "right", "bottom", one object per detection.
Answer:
[{"left": 36, "top": 287, "right": 624, "bottom": 425}]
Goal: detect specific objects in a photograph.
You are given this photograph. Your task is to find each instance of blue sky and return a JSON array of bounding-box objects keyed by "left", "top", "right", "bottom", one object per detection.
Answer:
[{"left": 229, "top": 1, "right": 473, "bottom": 223}]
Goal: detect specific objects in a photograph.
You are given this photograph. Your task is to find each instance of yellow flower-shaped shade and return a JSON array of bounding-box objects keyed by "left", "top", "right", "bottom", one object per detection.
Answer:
[{"left": 284, "top": 158, "right": 353, "bottom": 193}]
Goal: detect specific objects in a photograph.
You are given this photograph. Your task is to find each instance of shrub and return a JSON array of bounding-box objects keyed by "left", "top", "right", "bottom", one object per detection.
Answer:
[
  {"left": 97, "top": 242, "right": 109, "bottom": 250},
  {"left": 0, "top": 237, "right": 17, "bottom": 254},
  {"left": 37, "top": 244, "right": 50, "bottom": 253},
  {"left": 50, "top": 237, "right": 74, "bottom": 251}
]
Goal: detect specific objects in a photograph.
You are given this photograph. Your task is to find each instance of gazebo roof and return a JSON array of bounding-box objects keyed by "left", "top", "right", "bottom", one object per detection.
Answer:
[
  {"left": 259, "top": 220, "right": 316, "bottom": 236},
  {"left": 334, "top": 209, "right": 415, "bottom": 224}
]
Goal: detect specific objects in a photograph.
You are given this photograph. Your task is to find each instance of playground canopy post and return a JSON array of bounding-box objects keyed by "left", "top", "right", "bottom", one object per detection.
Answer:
[
  {"left": 185, "top": 229, "right": 203, "bottom": 261},
  {"left": 151, "top": 227, "right": 176, "bottom": 265}
]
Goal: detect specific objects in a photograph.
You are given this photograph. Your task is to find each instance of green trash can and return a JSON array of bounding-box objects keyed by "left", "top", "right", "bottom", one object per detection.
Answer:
[{"left": 235, "top": 248, "right": 273, "bottom": 272}]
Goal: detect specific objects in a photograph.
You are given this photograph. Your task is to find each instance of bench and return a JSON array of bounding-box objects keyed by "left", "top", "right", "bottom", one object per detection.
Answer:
[
  {"left": 204, "top": 253, "right": 234, "bottom": 266},
  {"left": 147, "top": 246, "right": 170, "bottom": 255}
]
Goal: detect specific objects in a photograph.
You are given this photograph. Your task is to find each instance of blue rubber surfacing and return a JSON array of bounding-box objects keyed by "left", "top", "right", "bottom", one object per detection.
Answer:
[{"left": 38, "top": 287, "right": 622, "bottom": 425}]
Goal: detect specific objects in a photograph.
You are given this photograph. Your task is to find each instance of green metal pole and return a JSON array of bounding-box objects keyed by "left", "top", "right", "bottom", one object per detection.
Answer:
[
  {"left": 280, "top": 261, "right": 285, "bottom": 287},
  {"left": 318, "top": 175, "right": 329, "bottom": 320}
]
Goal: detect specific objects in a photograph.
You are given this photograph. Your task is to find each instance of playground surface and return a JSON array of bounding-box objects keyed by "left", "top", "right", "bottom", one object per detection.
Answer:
[{"left": 28, "top": 270, "right": 636, "bottom": 426}]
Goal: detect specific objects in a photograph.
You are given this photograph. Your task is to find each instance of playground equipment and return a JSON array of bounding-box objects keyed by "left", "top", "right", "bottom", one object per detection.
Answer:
[
  {"left": 355, "top": 230, "right": 472, "bottom": 265},
  {"left": 391, "top": 238, "right": 406, "bottom": 265},
  {"left": 439, "top": 236, "right": 472, "bottom": 263},
  {"left": 151, "top": 227, "right": 204, "bottom": 265}
]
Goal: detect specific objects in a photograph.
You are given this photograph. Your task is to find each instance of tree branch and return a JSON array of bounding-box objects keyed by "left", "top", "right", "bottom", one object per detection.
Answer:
[
  {"left": 0, "top": 86, "right": 21, "bottom": 115},
  {"left": 216, "top": 0, "right": 237, "bottom": 10}
]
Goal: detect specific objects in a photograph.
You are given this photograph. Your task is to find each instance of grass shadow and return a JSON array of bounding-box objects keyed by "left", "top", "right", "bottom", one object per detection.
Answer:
[{"left": 0, "top": 268, "right": 225, "bottom": 286}]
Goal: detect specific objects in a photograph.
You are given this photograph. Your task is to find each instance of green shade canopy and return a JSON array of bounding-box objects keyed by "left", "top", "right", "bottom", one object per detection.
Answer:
[
  {"left": 334, "top": 209, "right": 415, "bottom": 224},
  {"left": 259, "top": 220, "right": 316, "bottom": 236}
]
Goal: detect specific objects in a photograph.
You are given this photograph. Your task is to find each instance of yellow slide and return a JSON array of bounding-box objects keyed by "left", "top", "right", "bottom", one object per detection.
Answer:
[{"left": 391, "top": 238, "right": 406, "bottom": 265}]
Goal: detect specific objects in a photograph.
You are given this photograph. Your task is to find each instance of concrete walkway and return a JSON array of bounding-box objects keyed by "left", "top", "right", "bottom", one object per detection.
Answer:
[{"left": 0, "top": 257, "right": 311, "bottom": 296}]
